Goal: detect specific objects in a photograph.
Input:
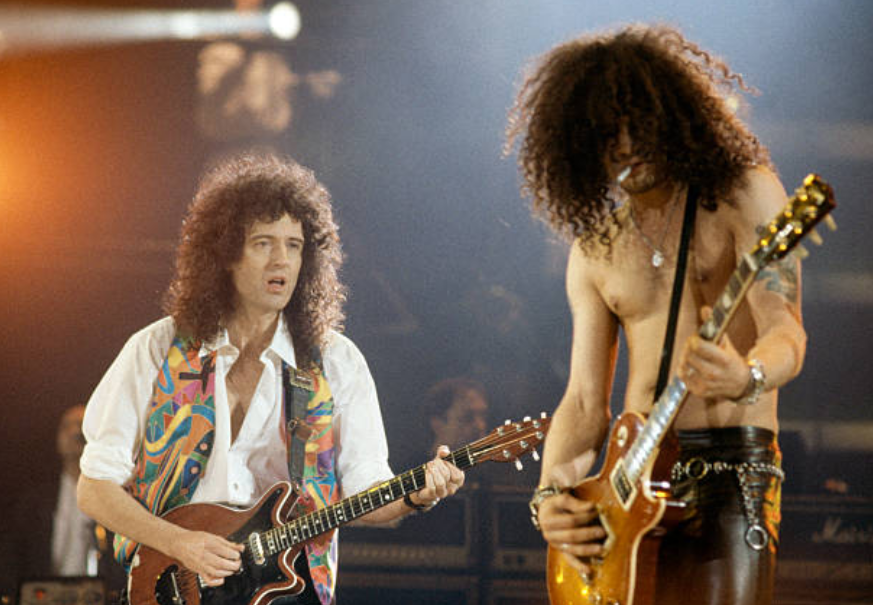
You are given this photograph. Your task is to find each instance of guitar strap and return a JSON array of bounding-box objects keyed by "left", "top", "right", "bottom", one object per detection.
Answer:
[
  {"left": 283, "top": 359, "right": 318, "bottom": 488},
  {"left": 654, "top": 184, "right": 699, "bottom": 400}
]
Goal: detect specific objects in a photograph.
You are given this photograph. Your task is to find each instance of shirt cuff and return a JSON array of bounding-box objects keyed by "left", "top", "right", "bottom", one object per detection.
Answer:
[{"left": 79, "top": 443, "right": 134, "bottom": 485}]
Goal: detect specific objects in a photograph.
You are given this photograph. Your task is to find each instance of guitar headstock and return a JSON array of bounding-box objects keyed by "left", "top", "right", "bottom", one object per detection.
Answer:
[
  {"left": 755, "top": 173, "right": 836, "bottom": 262},
  {"left": 467, "top": 413, "right": 551, "bottom": 470}
]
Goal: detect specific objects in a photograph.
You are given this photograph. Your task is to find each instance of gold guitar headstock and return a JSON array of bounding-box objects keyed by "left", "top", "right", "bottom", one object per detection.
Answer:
[{"left": 755, "top": 173, "right": 837, "bottom": 262}]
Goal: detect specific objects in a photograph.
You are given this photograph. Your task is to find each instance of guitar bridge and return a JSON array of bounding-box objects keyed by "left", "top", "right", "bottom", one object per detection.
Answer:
[
  {"left": 155, "top": 566, "right": 190, "bottom": 605},
  {"left": 248, "top": 532, "right": 266, "bottom": 566}
]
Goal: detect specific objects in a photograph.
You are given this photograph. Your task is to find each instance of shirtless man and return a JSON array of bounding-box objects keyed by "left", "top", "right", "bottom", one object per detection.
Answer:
[{"left": 506, "top": 24, "right": 805, "bottom": 604}]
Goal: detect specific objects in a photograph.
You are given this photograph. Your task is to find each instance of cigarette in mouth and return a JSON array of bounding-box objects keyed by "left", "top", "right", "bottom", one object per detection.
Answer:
[{"left": 617, "top": 166, "right": 632, "bottom": 184}]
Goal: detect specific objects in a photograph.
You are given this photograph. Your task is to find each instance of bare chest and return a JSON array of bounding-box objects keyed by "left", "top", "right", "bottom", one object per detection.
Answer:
[
  {"left": 599, "top": 210, "right": 736, "bottom": 326},
  {"left": 226, "top": 357, "right": 265, "bottom": 440}
]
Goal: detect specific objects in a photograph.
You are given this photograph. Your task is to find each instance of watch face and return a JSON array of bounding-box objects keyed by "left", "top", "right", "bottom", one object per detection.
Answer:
[{"left": 749, "top": 360, "right": 765, "bottom": 385}]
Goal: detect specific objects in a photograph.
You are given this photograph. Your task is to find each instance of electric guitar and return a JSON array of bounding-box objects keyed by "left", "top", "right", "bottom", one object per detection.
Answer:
[
  {"left": 547, "top": 174, "right": 836, "bottom": 605},
  {"left": 127, "top": 415, "right": 551, "bottom": 605}
]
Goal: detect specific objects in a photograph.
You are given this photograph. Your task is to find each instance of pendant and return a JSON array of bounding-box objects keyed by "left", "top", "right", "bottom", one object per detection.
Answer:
[{"left": 651, "top": 250, "right": 664, "bottom": 268}]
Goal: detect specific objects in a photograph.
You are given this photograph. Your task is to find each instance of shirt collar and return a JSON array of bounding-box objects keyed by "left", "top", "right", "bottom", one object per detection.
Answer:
[
  {"left": 269, "top": 314, "right": 297, "bottom": 368},
  {"left": 200, "top": 314, "right": 297, "bottom": 368}
]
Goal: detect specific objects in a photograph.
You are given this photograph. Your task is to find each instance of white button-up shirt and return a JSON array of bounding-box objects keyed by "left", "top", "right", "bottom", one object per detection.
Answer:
[{"left": 81, "top": 316, "right": 394, "bottom": 507}]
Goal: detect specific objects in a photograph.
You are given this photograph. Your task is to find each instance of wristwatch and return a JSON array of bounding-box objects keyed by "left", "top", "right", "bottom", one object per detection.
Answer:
[
  {"left": 529, "top": 485, "right": 566, "bottom": 531},
  {"left": 403, "top": 492, "right": 439, "bottom": 512},
  {"left": 737, "top": 358, "right": 766, "bottom": 406}
]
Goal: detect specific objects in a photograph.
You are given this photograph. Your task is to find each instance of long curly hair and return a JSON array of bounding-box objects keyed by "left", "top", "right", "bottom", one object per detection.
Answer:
[
  {"left": 163, "top": 152, "right": 346, "bottom": 366},
  {"left": 506, "top": 23, "right": 773, "bottom": 245}
]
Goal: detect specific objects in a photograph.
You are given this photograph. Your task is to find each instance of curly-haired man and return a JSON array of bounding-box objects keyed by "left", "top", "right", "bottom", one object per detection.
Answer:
[
  {"left": 77, "top": 153, "right": 464, "bottom": 604},
  {"left": 508, "top": 25, "right": 805, "bottom": 604}
]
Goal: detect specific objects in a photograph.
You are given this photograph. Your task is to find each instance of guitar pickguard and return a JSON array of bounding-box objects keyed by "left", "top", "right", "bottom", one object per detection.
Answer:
[{"left": 130, "top": 486, "right": 305, "bottom": 605}]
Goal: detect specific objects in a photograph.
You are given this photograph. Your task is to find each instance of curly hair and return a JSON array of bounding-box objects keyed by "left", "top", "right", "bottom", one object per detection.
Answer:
[
  {"left": 506, "top": 23, "right": 773, "bottom": 245},
  {"left": 163, "top": 152, "right": 346, "bottom": 366}
]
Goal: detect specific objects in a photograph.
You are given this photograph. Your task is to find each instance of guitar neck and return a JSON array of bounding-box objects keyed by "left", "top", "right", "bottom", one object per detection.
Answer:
[
  {"left": 258, "top": 425, "right": 532, "bottom": 556},
  {"left": 622, "top": 252, "right": 763, "bottom": 483}
]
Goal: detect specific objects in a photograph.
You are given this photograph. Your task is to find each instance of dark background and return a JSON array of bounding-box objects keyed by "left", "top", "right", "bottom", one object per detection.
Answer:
[{"left": 1, "top": 0, "right": 872, "bottom": 598}]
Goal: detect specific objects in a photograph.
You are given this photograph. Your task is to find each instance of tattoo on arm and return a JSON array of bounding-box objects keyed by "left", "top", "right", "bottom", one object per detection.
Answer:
[{"left": 755, "top": 257, "right": 798, "bottom": 304}]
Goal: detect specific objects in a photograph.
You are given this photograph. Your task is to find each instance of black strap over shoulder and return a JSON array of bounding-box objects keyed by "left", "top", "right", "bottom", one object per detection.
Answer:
[{"left": 654, "top": 184, "right": 699, "bottom": 400}]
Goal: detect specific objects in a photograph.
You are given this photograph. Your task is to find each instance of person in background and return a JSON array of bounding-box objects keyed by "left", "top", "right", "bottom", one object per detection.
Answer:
[
  {"left": 422, "top": 377, "right": 490, "bottom": 456},
  {"left": 2, "top": 404, "right": 123, "bottom": 598},
  {"left": 51, "top": 404, "right": 95, "bottom": 577}
]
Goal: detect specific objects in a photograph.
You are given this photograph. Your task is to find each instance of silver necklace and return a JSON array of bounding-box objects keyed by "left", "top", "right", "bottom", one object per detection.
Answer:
[{"left": 628, "top": 199, "right": 680, "bottom": 268}]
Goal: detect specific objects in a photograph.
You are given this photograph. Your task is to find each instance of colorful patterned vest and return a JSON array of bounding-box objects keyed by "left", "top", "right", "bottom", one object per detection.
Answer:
[{"left": 114, "top": 333, "right": 340, "bottom": 605}]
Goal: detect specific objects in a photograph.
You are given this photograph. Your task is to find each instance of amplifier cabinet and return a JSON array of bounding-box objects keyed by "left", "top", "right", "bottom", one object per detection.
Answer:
[
  {"left": 779, "top": 494, "right": 873, "bottom": 563},
  {"left": 340, "top": 491, "right": 475, "bottom": 570},
  {"left": 18, "top": 577, "right": 106, "bottom": 605},
  {"left": 487, "top": 485, "right": 547, "bottom": 575},
  {"left": 485, "top": 577, "right": 549, "bottom": 605},
  {"left": 337, "top": 571, "right": 479, "bottom": 605},
  {"left": 775, "top": 494, "right": 873, "bottom": 604}
]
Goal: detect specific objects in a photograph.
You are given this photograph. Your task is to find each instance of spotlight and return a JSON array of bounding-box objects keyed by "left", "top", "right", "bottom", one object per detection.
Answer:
[
  {"left": 269, "top": 3, "right": 301, "bottom": 41},
  {"left": 0, "top": 3, "right": 302, "bottom": 56}
]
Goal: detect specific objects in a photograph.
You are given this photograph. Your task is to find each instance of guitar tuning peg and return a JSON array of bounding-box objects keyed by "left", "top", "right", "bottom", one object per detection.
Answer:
[
  {"left": 515, "top": 459, "right": 523, "bottom": 471},
  {"left": 540, "top": 411, "right": 547, "bottom": 418},
  {"left": 532, "top": 450, "right": 540, "bottom": 462},
  {"left": 793, "top": 245, "right": 809, "bottom": 260},
  {"left": 824, "top": 215, "right": 837, "bottom": 231},
  {"left": 808, "top": 228, "right": 823, "bottom": 246},
  {"left": 523, "top": 415, "right": 531, "bottom": 422},
  {"left": 504, "top": 419, "right": 511, "bottom": 425}
]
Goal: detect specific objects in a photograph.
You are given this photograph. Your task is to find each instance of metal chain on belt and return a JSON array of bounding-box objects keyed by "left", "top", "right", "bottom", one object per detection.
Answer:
[{"left": 671, "top": 457, "right": 785, "bottom": 551}]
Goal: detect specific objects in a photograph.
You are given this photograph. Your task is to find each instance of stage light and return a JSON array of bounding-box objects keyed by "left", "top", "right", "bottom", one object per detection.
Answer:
[
  {"left": 169, "top": 13, "right": 201, "bottom": 40},
  {"left": 0, "top": 4, "right": 302, "bottom": 56},
  {"left": 269, "top": 3, "right": 301, "bottom": 41}
]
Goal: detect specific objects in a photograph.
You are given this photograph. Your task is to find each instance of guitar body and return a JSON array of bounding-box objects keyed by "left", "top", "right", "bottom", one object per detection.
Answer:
[
  {"left": 547, "top": 413, "right": 669, "bottom": 605},
  {"left": 128, "top": 482, "right": 308, "bottom": 605}
]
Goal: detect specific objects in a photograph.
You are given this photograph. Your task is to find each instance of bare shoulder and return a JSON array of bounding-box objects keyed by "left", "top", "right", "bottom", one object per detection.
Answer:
[
  {"left": 565, "top": 232, "right": 623, "bottom": 321},
  {"left": 707, "top": 167, "right": 788, "bottom": 249},
  {"left": 566, "top": 237, "right": 601, "bottom": 301},
  {"left": 732, "top": 166, "right": 790, "bottom": 224},
  {"left": 566, "top": 231, "right": 614, "bottom": 281}
]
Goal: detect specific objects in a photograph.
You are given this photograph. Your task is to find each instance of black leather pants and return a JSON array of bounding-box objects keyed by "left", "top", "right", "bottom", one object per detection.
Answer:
[{"left": 654, "top": 427, "right": 783, "bottom": 605}]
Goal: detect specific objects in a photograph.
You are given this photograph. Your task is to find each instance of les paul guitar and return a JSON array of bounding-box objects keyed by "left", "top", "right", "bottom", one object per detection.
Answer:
[
  {"left": 547, "top": 174, "right": 836, "bottom": 605},
  {"left": 127, "top": 415, "right": 551, "bottom": 605}
]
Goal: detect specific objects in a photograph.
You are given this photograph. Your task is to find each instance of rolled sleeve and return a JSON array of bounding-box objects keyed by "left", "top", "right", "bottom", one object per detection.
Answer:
[
  {"left": 80, "top": 317, "right": 175, "bottom": 485},
  {"left": 322, "top": 332, "right": 394, "bottom": 497}
]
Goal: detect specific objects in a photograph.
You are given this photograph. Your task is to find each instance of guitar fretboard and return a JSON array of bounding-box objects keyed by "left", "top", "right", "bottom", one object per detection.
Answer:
[{"left": 255, "top": 418, "right": 547, "bottom": 559}]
